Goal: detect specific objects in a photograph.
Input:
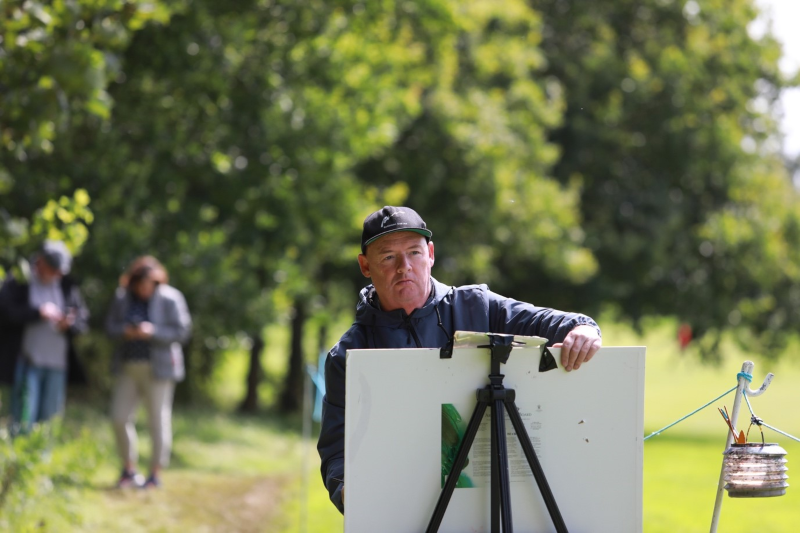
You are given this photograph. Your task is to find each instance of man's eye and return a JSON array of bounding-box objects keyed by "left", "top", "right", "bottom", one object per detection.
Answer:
[{"left": 382, "top": 255, "right": 394, "bottom": 261}]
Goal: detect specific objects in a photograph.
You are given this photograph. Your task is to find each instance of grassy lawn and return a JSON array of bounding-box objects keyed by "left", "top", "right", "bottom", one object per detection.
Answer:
[
  {"left": 2, "top": 317, "right": 799, "bottom": 531},
  {"left": 621, "top": 319, "right": 800, "bottom": 532}
]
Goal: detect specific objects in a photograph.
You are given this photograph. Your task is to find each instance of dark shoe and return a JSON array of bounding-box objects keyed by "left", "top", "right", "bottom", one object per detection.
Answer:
[
  {"left": 117, "top": 469, "right": 145, "bottom": 489},
  {"left": 143, "top": 474, "right": 161, "bottom": 489}
]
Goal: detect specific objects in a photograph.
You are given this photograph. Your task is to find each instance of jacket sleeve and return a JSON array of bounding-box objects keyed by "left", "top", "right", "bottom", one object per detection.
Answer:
[
  {"left": 486, "top": 289, "right": 601, "bottom": 345},
  {"left": 317, "top": 325, "right": 366, "bottom": 515},
  {"left": 151, "top": 288, "right": 192, "bottom": 345},
  {"left": 318, "top": 351, "right": 346, "bottom": 514},
  {"left": 105, "top": 291, "right": 128, "bottom": 340},
  {"left": 65, "top": 283, "right": 90, "bottom": 336},
  {"left": 0, "top": 278, "right": 41, "bottom": 325}
]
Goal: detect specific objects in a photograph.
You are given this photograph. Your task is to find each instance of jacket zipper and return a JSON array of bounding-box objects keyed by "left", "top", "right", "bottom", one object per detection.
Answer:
[{"left": 404, "top": 316, "right": 422, "bottom": 347}]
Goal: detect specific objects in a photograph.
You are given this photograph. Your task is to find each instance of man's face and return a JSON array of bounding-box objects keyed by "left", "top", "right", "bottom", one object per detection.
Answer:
[
  {"left": 34, "top": 257, "right": 61, "bottom": 284},
  {"left": 358, "top": 232, "right": 435, "bottom": 314}
]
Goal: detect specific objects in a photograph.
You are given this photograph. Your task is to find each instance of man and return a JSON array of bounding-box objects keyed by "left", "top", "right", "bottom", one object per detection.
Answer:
[
  {"left": 0, "top": 240, "right": 89, "bottom": 431},
  {"left": 317, "top": 206, "right": 602, "bottom": 514}
]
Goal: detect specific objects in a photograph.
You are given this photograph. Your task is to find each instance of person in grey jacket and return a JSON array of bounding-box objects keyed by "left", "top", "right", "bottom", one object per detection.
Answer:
[
  {"left": 105, "top": 256, "right": 191, "bottom": 488},
  {"left": 317, "top": 206, "right": 602, "bottom": 514}
]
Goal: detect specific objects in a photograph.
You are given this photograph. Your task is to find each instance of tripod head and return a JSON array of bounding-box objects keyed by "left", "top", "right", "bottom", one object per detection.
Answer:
[
  {"left": 478, "top": 333, "right": 559, "bottom": 374},
  {"left": 478, "top": 333, "right": 519, "bottom": 372}
]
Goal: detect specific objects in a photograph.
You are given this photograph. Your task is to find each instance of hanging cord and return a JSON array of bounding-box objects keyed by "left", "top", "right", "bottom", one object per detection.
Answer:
[
  {"left": 644, "top": 385, "right": 738, "bottom": 441},
  {"left": 742, "top": 390, "right": 800, "bottom": 445}
]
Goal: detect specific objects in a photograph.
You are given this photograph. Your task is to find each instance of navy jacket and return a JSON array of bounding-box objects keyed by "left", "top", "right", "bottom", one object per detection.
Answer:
[{"left": 317, "top": 277, "right": 601, "bottom": 514}]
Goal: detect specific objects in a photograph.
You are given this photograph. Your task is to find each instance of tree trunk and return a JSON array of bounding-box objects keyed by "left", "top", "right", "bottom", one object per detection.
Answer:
[
  {"left": 318, "top": 323, "right": 328, "bottom": 358},
  {"left": 238, "top": 332, "right": 265, "bottom": 413},
  {"left": 279, "top": 299, "right": 306, "bottom": 413}
]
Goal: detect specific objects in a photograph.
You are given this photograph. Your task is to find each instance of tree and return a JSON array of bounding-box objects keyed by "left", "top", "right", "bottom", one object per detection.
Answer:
[
  {"left": 356, "top": 0, "right": 597, "bottom": 298},
  {"left": 0, "top": 0, "right": 173, "bottom": 265},
  {"left": 528, "top": 0, "right": 800, "bottom": 358},
  {"left": 5, "top": 0, "right": 522, "bottom": 409}
]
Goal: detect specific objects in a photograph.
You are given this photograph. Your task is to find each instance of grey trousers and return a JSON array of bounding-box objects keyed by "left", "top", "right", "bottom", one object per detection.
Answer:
[{"left": 111, "top": 361, "right": 175, "bottom": 470}]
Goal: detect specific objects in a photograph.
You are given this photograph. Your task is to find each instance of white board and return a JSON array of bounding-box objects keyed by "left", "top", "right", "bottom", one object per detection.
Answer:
[{"left": 344, "top": 344, "right": 646, "bottom": 533}]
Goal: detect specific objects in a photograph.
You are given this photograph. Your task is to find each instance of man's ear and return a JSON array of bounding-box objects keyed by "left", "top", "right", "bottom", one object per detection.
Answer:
[
  {"left": 428, "top": 241, "right": 435, "bottom": 266},
  {"left": 357, "top": 254, "right": 371, "bottom": 278}
]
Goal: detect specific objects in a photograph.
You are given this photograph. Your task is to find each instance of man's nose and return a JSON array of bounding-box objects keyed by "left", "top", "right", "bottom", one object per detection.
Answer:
[{"left": 397, "top": 254, "right": 412, "bottom": 273}]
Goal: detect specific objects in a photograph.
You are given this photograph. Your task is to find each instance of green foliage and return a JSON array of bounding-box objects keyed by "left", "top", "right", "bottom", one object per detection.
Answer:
[
  {"left": 4, "top": 0, "right": 589, "bottom": 398},
  {"left": 528, "top": 0, "right": 800, "bottom": 358},
  {"left": 0, "top": 0, "right": 174, "bottom": 156},
  {"left": 358, "top": 0, "right": 597, "bottom": 292},
  {"left": 0, "top": 0, "right": 172, "bottom": 277},
  {"left": 0, "top": 189, "right": 94, "bottom": 281},
  {"left": 0, "top": 420, "right": 102, "bottom": 531},
  {"left": 2, "top": 0, "right": 800, "bottom": 408},
  {"left": 30, "top": 188, "right": 94, "bottom": 253}
]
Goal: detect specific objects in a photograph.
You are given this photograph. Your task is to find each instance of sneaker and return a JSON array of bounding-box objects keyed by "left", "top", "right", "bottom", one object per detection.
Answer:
[
  {"left": 143, "top": 474, "right": 161, "bottom": 489},
  {"left": 117, "top": 469, "right": 145, "bottom": 489}
]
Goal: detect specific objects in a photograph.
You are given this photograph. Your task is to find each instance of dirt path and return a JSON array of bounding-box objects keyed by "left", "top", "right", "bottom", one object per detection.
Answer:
[{"left": 79, "top": 471, "right": 287, "bottom": 532}]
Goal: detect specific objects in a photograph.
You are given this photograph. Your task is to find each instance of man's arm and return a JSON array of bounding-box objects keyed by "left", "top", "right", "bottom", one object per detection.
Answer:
[
  {"left": 0, "top": 278, "right": 41, "bottom": 325},
  {"left": 318, "top": 351, "right": 346, "bottom": 514},
  {"left": 487, "top": 290, "right": 601, "bottom": 371},
  {"left": 63, "top": 281, "right": 90, "bottom": 335}
]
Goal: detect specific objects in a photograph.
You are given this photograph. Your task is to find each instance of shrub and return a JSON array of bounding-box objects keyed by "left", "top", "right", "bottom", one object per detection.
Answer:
[{"left": 0, "top": 418, "right": 102, "bottom": 531}]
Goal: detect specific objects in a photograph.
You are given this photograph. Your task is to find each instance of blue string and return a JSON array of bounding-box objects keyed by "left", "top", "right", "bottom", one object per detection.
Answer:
[
  {"left": 643, "top": 385, "right": 737, "bottom": 441},
  {"left": 742, "top": 390, "right": 800, "bottom": 444},
  {"left": 644, "top": 369, "right": 800, "bottom": 443}
]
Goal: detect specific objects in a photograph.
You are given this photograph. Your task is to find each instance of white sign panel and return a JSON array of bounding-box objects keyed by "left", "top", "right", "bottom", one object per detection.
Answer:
[{"left": 344, "top": 344, "right": 646, "bottom": 533}]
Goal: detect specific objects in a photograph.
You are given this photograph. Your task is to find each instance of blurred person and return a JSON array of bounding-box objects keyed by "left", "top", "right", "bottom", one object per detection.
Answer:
[
  {"left": 677, "top": 323, "right": 693, "bottom": 351},
  {"left": 318, "top": 206, "right": 602, "bottom": 513},
  {"left": 105, "top": 257, "right": 191, "bottom": 488},
  {"left": 0, "top": 240, "right": 89, "bottom": 431}
]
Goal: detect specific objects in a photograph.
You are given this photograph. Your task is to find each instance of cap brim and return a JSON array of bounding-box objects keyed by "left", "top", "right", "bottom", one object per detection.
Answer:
[{"left": 363, "top": 228, "right": 432, "bottom": 249}]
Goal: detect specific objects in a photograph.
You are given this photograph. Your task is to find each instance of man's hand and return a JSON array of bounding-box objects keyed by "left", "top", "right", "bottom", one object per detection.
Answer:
[
  {"left": 56, "top": 312, "right": 75, "bottom": 332},
  {"left": 553, "top": 324, "right": 601, "bottom": 372},
  {"left": 39, "top": 302, "right": 63, "bottom": 323}
]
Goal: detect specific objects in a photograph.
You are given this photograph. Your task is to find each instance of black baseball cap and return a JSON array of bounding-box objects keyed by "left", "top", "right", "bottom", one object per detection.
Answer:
[{"left": 361, "top": 206, "right": 433, "bottom": 253}]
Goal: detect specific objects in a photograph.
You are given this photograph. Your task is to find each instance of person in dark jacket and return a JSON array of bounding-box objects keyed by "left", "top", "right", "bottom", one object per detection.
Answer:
[
  {"left": 317, "top": 206, "right": 602, "bottom": 514},
  {"left": 0, "top": 241, "right": 89, "bottom": 431}
]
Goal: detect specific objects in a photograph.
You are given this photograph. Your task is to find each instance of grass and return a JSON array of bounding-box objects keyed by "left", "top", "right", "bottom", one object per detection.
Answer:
[
  {"left": 2, "top": 316, "right": 799, "bottom": 531},
  {"left": 611, "top": 318, "right": 800, "bottom": 532},
  {"left": 68, "top": 406, "right": 344, "bottom": 533}
]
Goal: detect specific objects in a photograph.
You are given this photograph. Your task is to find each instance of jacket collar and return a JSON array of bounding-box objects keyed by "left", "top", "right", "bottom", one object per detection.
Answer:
[{"left": 355, "top": 277, "right": 451, "bottom": 326}]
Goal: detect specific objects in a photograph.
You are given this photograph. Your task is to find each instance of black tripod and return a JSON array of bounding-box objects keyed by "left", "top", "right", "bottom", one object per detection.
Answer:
[{"left": 427, "top": 334, "right": 568, "bottom": 533}]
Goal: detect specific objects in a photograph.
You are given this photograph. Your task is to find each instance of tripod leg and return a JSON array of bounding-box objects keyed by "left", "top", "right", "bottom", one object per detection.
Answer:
[
  {"left": 427, "top": 397, "right": 490, "bottom": 533},
  {"left": 493, "top": 399, "right": 514, "bottom": 532},
  {"left": 505, "top": 399, "right": 569, "bottom": 533},
  {"left": 491, "top": 401, "right": 499, "bottom": 532}
]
